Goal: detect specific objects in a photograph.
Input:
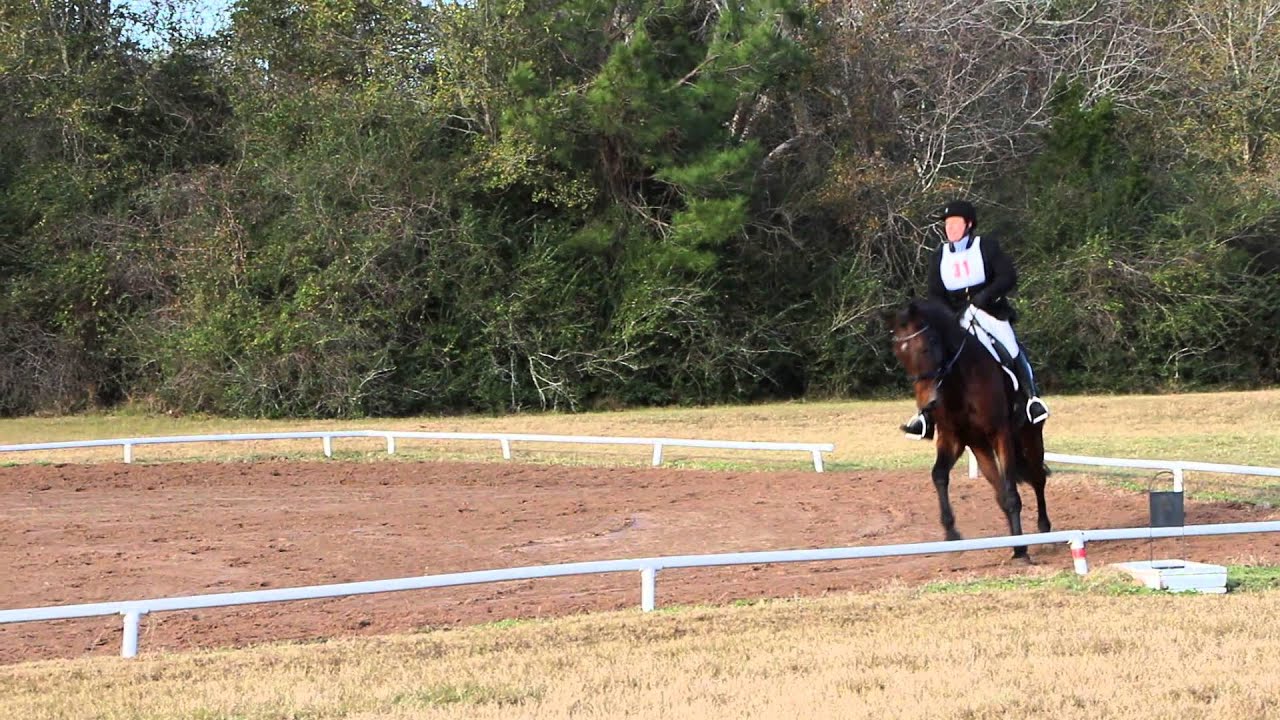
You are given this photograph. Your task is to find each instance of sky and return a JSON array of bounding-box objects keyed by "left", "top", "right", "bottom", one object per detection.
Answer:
[{"left": 121, "top": 0, "right": 233, "bottom": 44}]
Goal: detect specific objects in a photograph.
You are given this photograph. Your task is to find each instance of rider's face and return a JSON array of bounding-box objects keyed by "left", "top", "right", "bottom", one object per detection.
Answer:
[{"left": 944, "top": 216, "right": 969, "bottom": 242}]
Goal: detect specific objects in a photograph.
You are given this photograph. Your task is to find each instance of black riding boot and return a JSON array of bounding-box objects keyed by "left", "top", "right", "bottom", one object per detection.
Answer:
[
  {"left": 901, "top": 407, "right": 935, "bottom": 440},
  {"left": 900, "top": 384, "right": 939, "bottom": 440},
  {"left": 1016, "top": 352, "right": 1050, "bottom": 424},
  {"left": 987, "top": 340, "right": 1047, "bottom": 425}
]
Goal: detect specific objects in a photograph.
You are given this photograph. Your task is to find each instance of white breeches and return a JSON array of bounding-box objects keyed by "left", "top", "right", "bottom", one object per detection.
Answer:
[
  {"left": 959, "top": 305, "right": 1019, "bottom": 358},
  {"left": 959, "top": 305, "right": 1022, "bottom": 390}
]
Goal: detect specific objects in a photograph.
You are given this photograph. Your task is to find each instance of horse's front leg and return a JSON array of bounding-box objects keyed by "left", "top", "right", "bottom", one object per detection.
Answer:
[
  {"left": 914, "top": 379, "right": 940, "bottom": 414},
  {"left": 931, "top": 433, "right": 964, "bottom": 541}
]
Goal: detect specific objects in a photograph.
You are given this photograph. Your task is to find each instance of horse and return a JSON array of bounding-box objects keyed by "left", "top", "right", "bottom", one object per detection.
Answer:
[{"left": 886, "top": 298, "right": 1051, "bottom": 561}]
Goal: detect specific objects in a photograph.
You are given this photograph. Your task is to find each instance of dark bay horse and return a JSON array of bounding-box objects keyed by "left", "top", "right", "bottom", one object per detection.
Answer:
[{"left": 887, "top": 298, "right": 1050, "bottom": 561}]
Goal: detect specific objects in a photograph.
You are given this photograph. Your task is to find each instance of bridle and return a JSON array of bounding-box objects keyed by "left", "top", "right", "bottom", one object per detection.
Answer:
[
  {"left": 893, "top": 323, "right": 968, "bottom": 384},
  {"left": 891, "top": 326, "right": 928, "bottom": 343}
]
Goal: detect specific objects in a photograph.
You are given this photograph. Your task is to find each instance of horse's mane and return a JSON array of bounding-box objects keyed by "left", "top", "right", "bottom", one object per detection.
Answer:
[{"left": 911, "top": 299, "right": 970, "bottom": 359}]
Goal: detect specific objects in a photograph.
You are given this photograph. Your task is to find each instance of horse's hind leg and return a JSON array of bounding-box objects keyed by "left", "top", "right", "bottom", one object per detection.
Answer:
[
  {"left": 1021, "top": 425, "right": 1051, "bottom": 533},
  {"left": 931, "top": 433, "right": 964, "bottom": 542},
  {"left": 972, "top": 436, "right": 1028, "bottom": 562},
  {"left": 1029, "top": 473, "right": 1050, "bottom": 534}
]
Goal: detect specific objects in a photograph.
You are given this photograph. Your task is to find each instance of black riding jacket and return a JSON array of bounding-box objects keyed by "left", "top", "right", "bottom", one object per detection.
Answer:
[{"left": 926, "top": 234, "right": 1017, "bottom": 321}]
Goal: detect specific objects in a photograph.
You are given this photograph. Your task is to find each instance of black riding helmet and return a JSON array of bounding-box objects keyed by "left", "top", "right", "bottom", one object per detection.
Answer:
[{"left": 935, "top": 199, "right": 977, "bottom": 229}]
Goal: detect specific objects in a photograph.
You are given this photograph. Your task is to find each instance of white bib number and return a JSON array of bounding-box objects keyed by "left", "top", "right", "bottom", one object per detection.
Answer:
[{"left": 940, "top": 236, "right": 987, "bottom": 291}]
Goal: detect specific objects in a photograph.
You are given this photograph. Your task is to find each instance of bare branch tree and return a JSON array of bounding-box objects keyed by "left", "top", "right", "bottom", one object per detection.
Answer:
[
  {"left": 1172, "top": 0, "right": 1280, "bottom": 171},
  {"left": 812, "top": 0, "right": 1174, "bottom": 193}
]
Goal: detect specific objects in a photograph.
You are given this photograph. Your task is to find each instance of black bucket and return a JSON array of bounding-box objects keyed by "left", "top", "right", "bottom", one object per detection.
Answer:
[{"left": 1149, "top": 490, "right": 1185, "bottom": 528}]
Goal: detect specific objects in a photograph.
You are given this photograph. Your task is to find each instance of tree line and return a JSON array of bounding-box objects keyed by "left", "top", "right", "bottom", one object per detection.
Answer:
[{"left": 1, "top": 0, "right": 1277, "bottom": 417}]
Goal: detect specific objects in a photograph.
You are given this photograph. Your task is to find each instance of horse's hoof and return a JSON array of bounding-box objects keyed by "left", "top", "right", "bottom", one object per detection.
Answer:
[{"left": 1011, "top": 553, "right": 1034, "bottom": 566}]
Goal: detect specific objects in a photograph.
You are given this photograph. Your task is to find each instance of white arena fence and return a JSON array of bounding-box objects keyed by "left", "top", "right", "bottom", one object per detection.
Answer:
[
  {"left": 0, "top": 430, "right": 836, "bottom": 472},
  {"left": 967, "top": 450, "right": 1280, "bottom": 492},
  {"left": 4, "top": 521, "right": 1280, "bottom": 658}
]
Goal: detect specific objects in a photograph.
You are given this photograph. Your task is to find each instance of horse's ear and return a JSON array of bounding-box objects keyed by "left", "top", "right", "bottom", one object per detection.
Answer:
[{"left": 880, "top": 307, "right": 899, "bottom": 331}]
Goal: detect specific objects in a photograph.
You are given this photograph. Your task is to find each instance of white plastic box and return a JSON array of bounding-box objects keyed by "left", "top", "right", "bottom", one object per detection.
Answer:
[{"left": 1111, "top": 560, "right": 1228, "bottom": 594}]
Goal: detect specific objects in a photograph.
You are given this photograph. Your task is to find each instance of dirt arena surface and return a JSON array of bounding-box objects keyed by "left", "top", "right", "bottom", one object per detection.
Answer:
[{"left": 2, "top": 460, "right": 1279, "bottom": 664}]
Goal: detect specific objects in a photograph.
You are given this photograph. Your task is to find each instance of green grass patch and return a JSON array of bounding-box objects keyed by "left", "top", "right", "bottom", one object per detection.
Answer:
[
  {"left": 922, "top": 571, "right": 1158, "bottom": 596},
  {"left": 481, "top": 617, "right": 535, "bottom": 630},
  {"left": 187, "top": 710, "right": 334, "bottom": 720},
  {"left": 652, "top": 603, "right": 717, "bottom": 615},
  {"left": 923, "top": 567, "right": 1280, "bottom": 596},
  {"left": 1226, "top": 565, "right": 1280, "bottom": 592},
  {"left": 1049, "top": 434, "right": 1280, "bottom": 468},
  {"left": 1102, "top": 475, "right": 1280, "bottom": 507}
]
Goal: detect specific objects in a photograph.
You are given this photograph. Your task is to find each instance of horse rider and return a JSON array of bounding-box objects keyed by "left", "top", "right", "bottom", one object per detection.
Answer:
[{"left": 901, "top": 199, "right": 1050, "bottom": 440}]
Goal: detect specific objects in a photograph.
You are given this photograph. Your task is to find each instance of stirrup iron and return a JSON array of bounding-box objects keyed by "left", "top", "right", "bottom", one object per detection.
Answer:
[
  {"left": 1026, "top": 397, "right": 1049, "bottom": 425},
  {"left": 901, "top": 412, "right": 932, "bottom": 440}
]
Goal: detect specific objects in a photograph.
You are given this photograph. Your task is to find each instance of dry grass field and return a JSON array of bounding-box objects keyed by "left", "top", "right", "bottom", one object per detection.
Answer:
[{"left": 3, "top": 576, "right": 1280, "bottom": 719}]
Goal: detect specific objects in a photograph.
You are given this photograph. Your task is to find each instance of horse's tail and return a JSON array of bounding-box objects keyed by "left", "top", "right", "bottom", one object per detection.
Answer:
[
  {"left": 1009, "top": 430, "right": 1050, "bottom": 484},
  {"left": 1010, "top": 423, "right": 1050, "bottom": 484}
]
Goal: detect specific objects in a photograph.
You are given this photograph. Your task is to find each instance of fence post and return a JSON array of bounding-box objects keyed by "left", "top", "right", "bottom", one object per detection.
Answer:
[
  {"left": 968, "top": 448, "right": 978, "bottom": 479},
  {"left": 651, "top": 444, "right": 664, "bottom": 467},
  {"left": 641, "top": 567, "right": 657, "bottom": 611},
  {"left": 322, "top": 435, "right": 333, "bottom": 458},
  {"left": 123, "top": 443, "right": 133, "bottom": 464},
  {"left": 121, "top": 610, "right": 144, "bottom": 658},
  {"left": 1173, "top": 466, "right": 1184, "bottom": 493},
  {"left": 386, "top": 435, "right": 396, "bottom": 455},
  {"left": 1070, "top": 535, "right": 1089, "bottom": 575},
  {"left": 811, "top": 449, "right": 825, "bottom": 473},
  {"left": 500, "top": 438, "right": 512, "bottom": 460}
]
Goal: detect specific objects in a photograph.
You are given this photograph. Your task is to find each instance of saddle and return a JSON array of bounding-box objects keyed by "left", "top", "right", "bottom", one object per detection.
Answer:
[{"left": 960, "top": 321, "right": 1031, "bottom": 426}]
